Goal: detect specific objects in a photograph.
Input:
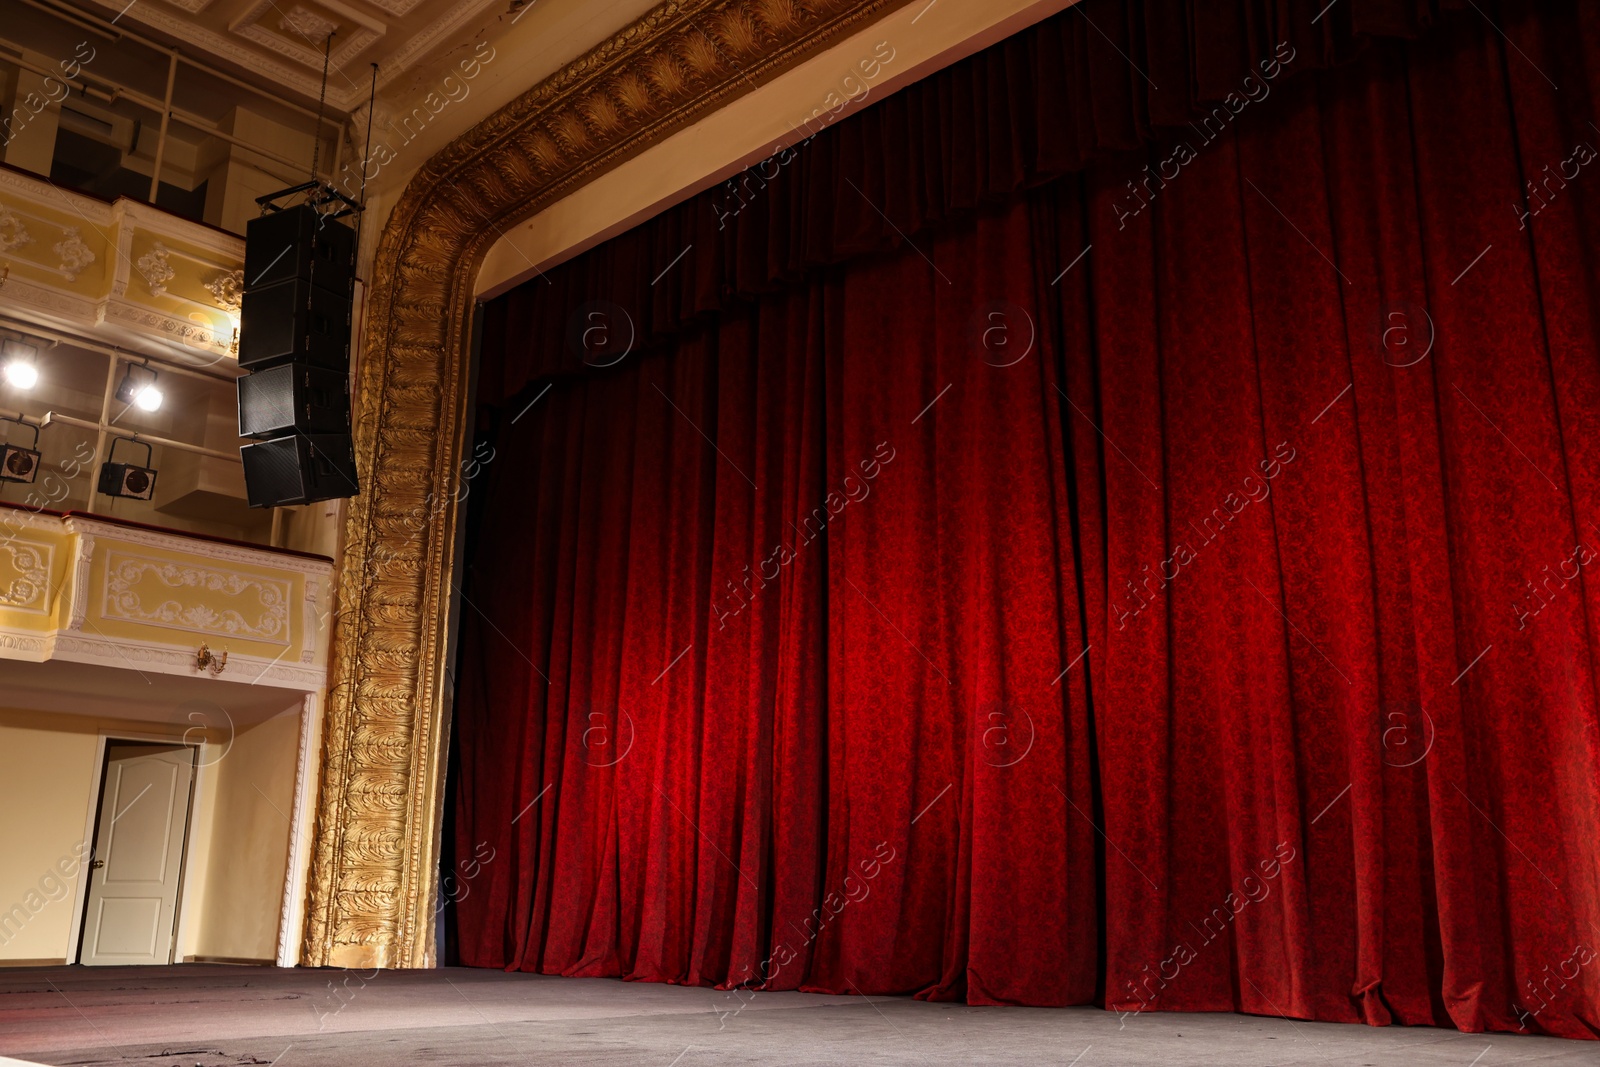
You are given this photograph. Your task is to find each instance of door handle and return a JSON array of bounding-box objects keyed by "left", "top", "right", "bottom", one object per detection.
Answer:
[{"left": 89, "top": 859, "right": 105, "bottom": 869}]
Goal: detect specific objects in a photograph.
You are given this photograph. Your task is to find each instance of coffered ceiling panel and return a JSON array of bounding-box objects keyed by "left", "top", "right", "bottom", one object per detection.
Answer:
[{"left": 77, "top": 0, "right": 504, "bottom": 110}]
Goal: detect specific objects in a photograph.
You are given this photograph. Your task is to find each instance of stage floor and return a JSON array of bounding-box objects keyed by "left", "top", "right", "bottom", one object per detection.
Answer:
[{"left": 0, "top": 965, "right": 1591, "bottom": 1066}]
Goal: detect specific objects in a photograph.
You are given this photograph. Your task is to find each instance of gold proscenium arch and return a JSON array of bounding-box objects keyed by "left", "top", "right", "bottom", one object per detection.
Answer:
[{"left": 303, "top": 0, "right": 914, "bottom": 969}]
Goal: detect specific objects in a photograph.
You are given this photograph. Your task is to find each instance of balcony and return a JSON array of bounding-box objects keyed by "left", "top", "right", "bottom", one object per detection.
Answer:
[
  {"left": 0, "top": 502, "right": 334, "bottom": 689},
  {"left": 0, "top": 165, "right": 244, "bottom": 365}
]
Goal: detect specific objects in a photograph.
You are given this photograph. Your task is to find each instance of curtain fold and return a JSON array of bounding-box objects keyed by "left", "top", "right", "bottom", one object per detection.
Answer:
[
  {"left": 477, "top": 0, "right": 1485, "bottom": 405},
  {"left": 453, "top": 0, "right": 1600, "bottom": 1039}
]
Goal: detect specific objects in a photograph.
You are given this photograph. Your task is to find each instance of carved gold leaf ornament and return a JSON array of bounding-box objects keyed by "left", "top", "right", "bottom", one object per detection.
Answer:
[
  {"left": 304, "top": 0, "right": 916, "bottom": 969},
  {"left": 682, "top": 29, "right": 725, "bottom": 73},
  {"left": 613, "top": 72, "right": 653, "bottom": 115},
  {"left": 758, "top": 0, "right": 803, "bottom": 29},
  {"left": 718, "top": 9, "right": 763, "bottom": 54},
  {"left": 580, "top": 92, "right": 625, "bottom": 134},
  {"left": 646, "top": 52, "right": 689, "bottom": 96}
]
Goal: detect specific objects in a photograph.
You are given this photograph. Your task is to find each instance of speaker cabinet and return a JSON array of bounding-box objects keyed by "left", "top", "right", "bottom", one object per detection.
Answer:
[
  {"left": 238, "top": 279, "right": 351, "bottom": 370},
  {"left": 243, "top": 203, "right": 356, "bottom": 294},
  {"left": 238, "top": 362, "right": 350, "bottom": 438},
  {"left": 240, "top": 433, "right": 358, "bottom": 508}
]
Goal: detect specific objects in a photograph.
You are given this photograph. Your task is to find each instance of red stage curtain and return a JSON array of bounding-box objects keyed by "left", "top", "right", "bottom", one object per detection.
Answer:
[
  {"left": 453, "top": 1, "right": 1600, "bottom": 1038},
  {"left": 475, "top": 0, "right": 1486, "bottom": 403}
]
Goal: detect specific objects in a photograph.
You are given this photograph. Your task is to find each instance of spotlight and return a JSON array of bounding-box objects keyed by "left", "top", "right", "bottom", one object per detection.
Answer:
[
  {"left": 0, "top": 415, "right": 40, "bottom": 484},
  {"left": 98, "top": 436, "right": 157, "bottom": 501},
  {"left": 1, "top": 339, "right": 38, "bottom": 390},
  {"left": 115, "top": 362, "right": 162, "bottom": 412}
]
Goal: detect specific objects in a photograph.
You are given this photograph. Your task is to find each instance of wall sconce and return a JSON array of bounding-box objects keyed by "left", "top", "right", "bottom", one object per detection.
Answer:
[
  {"left": 210, "top": 317, "right": 240, "bottom": 356},
  {"left": 196, "top": 643, "right": 228, "bottom": 675}
]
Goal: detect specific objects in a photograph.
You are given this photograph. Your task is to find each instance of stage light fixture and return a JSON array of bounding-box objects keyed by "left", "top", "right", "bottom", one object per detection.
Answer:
[
  {"left": 98, "top": 436, "right": 157, "bottom": 501},
  {"left": 0, "top": 415, "right": 40, "bottom": 484},
  {"left": 1, "top": 339, "right": 38, "bottom": 390},
  {"left": 115, "top": 362, "right": 163, "bottom": 412}
]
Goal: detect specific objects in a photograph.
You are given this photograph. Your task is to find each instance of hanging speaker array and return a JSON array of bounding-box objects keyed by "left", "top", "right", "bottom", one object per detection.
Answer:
[{"left": 236, "top": 183, "right": 361, "bottom": 508}]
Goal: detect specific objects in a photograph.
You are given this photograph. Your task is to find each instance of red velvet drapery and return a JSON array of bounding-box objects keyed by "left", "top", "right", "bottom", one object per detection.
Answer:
[{"left": 452, "top": 1, "right": 1600, "bottom": 1038}]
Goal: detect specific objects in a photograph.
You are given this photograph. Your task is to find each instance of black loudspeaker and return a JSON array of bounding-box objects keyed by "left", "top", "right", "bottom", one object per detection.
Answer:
[
  {"left": 243, "top": 203, "right": 356, "bottom": 294},
  {"left": 237, "top": 279, "right": 351, "bottom": 370},
  {"left": 237, "top": 189, "right": 362, "bottom": 508},
  {"left": 238, "top": 362, "right": 350, "bottom": 438},
  {"left": 240, "top": 434, "right": 358, "bottom": 508}
]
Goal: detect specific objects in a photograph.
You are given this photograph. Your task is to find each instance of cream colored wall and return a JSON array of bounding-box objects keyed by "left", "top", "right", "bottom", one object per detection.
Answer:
[
  {"left": 188, "top": 709, "right": 299, "bottom": 961},
  {"left": 0, "top": 703, "right": 299, "bottom": 966},
  {"left": 0, "top": 710, "right": 100, "bottom": 961},
  {"left": 0, "top": 54, "right": 63, "bottom": 176},
  {"left": 279, "top": 499, "right": 346, "bottom": 560},
  {"left": 206, "top": 107, "right": 319, "bottom": 235}
]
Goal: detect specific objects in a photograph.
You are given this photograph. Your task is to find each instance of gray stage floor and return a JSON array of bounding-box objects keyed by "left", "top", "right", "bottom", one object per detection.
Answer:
[{"left": 0, "top": 965, "right": 1592, "bottom": 1066}]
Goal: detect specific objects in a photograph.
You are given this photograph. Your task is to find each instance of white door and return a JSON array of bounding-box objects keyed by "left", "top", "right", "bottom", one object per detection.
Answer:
[{"left": 79, "top": 742, "right": 196, "bottom": 966}]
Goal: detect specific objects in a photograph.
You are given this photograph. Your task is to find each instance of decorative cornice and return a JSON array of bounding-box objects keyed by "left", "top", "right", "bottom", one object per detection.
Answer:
[
  {"left": 0, "top": 625, "right": 330, "bottom": 688},
  {"left": 50, "top": 632, "right": 329, "bottom": 689},
  {"left": 0, "top": 630, "right": 49, "bottom": 658},
  {"left": 63, "top": 516, "right": 336, "bottom": 578},
  {"left": 304, "top": 0, "right": 915, "bottom": 969},
  {"left": 0, "top": 168, "right": 112, "bottom": 223},
  {"left": 0, "top": 275, "right": 103, "bottom": 330}
]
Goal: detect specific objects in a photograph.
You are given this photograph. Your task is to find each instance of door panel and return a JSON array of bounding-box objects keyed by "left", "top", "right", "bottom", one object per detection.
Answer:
[
  {"left": 90, "top": 898, "right": 162, "bottom": 956},
  {"left": 79, "top": 743, "right": 195, "bottom": 966}
]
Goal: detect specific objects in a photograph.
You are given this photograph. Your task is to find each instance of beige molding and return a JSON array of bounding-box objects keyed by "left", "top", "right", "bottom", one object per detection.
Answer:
[{"left": 476, "top": 0, "right": 1076, "bottom": 297}]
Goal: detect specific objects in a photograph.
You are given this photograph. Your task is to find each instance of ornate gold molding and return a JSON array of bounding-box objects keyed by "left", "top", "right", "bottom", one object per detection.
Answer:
[{"left": 303, "top": 0, "right": 915, "bottom": 968}]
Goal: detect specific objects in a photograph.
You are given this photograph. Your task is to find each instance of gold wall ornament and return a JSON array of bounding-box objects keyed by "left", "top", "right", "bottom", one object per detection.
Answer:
[{"left": 302, "top": 0, "right": 916, "bottom": 969}]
